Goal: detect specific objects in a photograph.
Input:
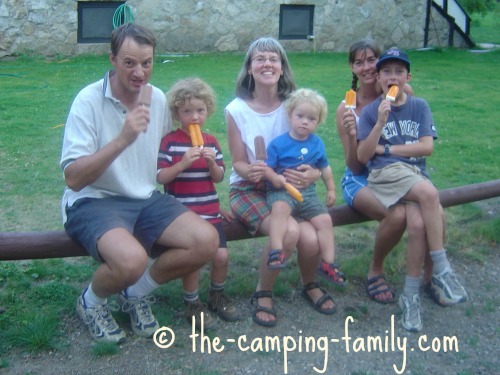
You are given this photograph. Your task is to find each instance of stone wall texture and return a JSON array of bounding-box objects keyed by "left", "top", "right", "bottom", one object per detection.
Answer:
[{"left": 0, "top": 0, "right": 470, "bottom": 58}]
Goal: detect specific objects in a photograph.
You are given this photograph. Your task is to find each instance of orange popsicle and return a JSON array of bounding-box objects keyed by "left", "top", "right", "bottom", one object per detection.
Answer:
[
  {"left": 345, "top": 89, "right": 356, "bottom": 109},
  {"left": 188, "top": 124, "right": 204, "bottom": 147},
  {"left": 254, "top": 135, "right": 267, "bottom": 161},
  {"left": 284, "top": 183, "right": 304, "bottom": 203},
  {"left": 138, "top": 84, "right": 152, "bottom": 107},
  {"left": 386, "top": 85, "right": 399, "bottom": 102}
]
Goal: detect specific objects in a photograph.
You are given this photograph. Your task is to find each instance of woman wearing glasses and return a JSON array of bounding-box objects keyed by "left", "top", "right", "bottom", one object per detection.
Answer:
[{"left": 225, "top": 37, "right": 336, "bottom": 327}]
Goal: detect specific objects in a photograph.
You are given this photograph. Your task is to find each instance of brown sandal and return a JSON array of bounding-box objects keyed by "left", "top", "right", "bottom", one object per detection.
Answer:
[
  {"left": 301, "top": 282, "right": 336, "bottom": 315},
  {"left": 250, "top": 290, "right": 277, "bottom": 327}
]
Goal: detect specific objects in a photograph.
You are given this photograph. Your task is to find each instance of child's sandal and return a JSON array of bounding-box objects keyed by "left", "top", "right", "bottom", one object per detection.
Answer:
[
  {"left": 316, "top": 261, "right": 348, "bottom": 287},
  {"left": 267, "top": 249, "right": 287, "bottom": 270}
]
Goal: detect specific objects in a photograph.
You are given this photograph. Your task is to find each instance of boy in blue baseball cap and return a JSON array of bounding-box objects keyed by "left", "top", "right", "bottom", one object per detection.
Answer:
[{"left": 357, "top": 47, "right": 468, "bottom": 332}]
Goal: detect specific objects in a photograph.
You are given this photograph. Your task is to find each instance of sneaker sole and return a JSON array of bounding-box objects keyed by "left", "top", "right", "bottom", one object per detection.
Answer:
[
  {"left": 427, "top": 284, "right": 467, "bottom": 307},
  {"left": 131, "top": 322, "right": 160, "bottom": 338}
]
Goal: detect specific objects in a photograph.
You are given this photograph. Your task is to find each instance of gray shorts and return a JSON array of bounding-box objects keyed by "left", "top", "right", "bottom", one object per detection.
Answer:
[
  {"left": 267, "top": 184, "right": 328, "bottom": 221},
  {"left": 368, "top": 162, "right": 427, "bottom": 208},
  {"left": 64, "top": 191, "right": 189, "bottom": 262}
]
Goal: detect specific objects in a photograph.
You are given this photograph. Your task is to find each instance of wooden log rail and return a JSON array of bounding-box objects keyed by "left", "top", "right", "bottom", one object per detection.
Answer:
[{"left": 1, "top": 179, "right": 499, "bottom": 261}]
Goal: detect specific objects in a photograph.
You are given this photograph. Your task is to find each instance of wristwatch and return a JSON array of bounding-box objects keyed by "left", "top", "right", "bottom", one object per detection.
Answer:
[{"left": 384, "top": 144, "right": 391, "bottom": 156}]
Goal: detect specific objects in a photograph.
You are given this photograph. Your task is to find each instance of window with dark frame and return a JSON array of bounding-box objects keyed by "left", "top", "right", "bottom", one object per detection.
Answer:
[
  {"left": 77, "top": 1, "right": 125, "bottom": 44},
  {"left": 279, "top": 4, "right": 315, "bottom": 40}
]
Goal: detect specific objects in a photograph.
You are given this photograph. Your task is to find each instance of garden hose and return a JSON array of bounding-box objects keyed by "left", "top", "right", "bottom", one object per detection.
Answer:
[{"left": 113, "top": 3, "right": 134, "bottom": 29}]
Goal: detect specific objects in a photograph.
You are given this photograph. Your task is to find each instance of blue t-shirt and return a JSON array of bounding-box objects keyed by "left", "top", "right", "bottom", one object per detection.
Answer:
[
  {"left": 357, "top": 95, "right": 437, "bottom": 176},
  {"left": 266, "top": 132, "right": 329, "bottom": 174}
]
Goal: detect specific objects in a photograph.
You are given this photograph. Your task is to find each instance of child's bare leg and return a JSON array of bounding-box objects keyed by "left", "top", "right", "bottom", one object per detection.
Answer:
[
  {"left": 311, "top": 214, "right": 346, "bottom": 285},
  {"left": 182, "top": 270, "right": 201, "bottom": 298},
  {"left": 210, "top": 247, "right": 228, "bottom": 285},
  {"left": 253, "top": 216, "right": 300, "bottom": 324},
  {"left": 268, "top": 201, "right": 292, "bottom": 250},
  {"left": 309, "top": 214, "right": 335, "bottom": 264},
  {"left": 404, "top": 180, "right": 443, "bottom": 251},
  {"left": 208, "top": 247, "right": 240, "bottom": 322}
]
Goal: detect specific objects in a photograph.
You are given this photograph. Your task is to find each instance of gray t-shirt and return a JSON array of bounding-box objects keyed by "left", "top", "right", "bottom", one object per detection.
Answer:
[{"left": 357, "top": 95, "right": 437, "bottom": 177}]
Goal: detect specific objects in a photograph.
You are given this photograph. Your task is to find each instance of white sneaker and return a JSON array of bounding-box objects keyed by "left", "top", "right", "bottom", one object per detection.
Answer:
[
  {"left": 399, "top": 293, "right": 423, "bottom": 332},
  {"left": 120, "top": 292, "right": 159, "bottom": 337},
  {"left": 429, "top": 268, "right": 468, "bottom": 306},
  {"left": 76, "top": 291, "right": 126, "bottom": 344}
]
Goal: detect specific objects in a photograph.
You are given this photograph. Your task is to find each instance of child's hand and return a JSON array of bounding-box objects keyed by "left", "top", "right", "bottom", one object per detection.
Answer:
[
  {"left": 220, "top": 208, "right": 235, "bottom": 222},
  {"left": 326, "top": 190, "right": 336, "bottom": 207},
  {"left": 181, "top": 147, "right": 202, "bottom": 168},
  {"left": 377, "top": 99, "right": 391, "bottom": 127},
  {"left": 273, "top": 174, "right": 286, "bottom": 189},
  {"left": 201, "top": 147, "right": 216, "bottom": 165}
]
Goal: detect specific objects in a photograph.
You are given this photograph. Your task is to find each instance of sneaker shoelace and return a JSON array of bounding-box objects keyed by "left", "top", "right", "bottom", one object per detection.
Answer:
[
  {"left": 442, "top": 271, "right": 463, "bottom": 295},
  {"left": 404, "top": 295, "right": 421, "bottom": 327},
  {"left": 84, "top": 302, "right": 120, "bottom": 330},
  {"left": 122, "top": 295, "right": 156, "bottom": 324}
]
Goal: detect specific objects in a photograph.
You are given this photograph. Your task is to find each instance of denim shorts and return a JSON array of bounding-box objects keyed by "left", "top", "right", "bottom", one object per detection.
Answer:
[
  {"left": 341, "top": 167, "right": 369, "bottom": 207},
  {"left": 64, "top": 191, "right": 189, "bottom": 262}
]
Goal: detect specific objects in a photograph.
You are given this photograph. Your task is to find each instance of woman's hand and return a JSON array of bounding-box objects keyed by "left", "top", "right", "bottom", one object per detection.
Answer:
[
  {"left": 247, "top": 161, "right": 267, "bottom": 183},
  {"left": 283, "top": 164, "right": 320, "bottom": 189},
  {"left": 342, "top": 109, "right": 357, "bottom": 137}
]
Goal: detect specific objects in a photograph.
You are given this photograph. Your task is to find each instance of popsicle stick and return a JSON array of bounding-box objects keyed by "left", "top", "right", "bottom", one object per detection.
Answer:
[{"left": 138, "top": 84, "right": 152, "bottom": 107}]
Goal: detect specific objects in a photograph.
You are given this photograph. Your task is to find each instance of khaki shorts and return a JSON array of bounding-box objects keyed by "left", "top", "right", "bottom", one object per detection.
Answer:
[{"left": 368, "top": 162, "right": 427, "bottom": 208}]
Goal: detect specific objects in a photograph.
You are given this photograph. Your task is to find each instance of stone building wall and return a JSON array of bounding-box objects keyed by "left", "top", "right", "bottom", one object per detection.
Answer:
[{"left": 0, "top": 0, "right": 467, "bottom": 58}]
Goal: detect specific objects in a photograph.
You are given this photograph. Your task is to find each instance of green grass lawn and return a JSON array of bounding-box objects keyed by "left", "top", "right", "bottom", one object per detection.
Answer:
[
  {"left": 469, "top": 1, "right": 500, "bottom": 44},
  {"left": 1, "top": 18, "right": 499, "bottom": 364}
]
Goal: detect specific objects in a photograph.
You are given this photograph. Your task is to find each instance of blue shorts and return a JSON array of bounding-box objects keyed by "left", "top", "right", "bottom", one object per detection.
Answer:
[
  {"left": 64, "top": 191, "right": 189, "bottom": 262},
  {"left": 212, "top": 221, "right": 227, "bottom": 248},
  {"left": 341, "top": 167, "right": 369, "bottom": 207}
]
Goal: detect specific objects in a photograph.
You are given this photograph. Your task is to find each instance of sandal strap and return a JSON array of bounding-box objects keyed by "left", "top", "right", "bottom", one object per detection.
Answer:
[
  {"left": 267, "top": 249, "right": 284, "bottom": 263},
  {"left": 303, "top": 281, "right": 321, "bottom": 291},
  {"left": 253, "top": 304, "right": 277, "bottom": 317},
  {"left": 366, "top": 273, "right": 386, "bottom": 285},
  {"left": 366, "top": 274, "right": 395, "bottom": 299},
  {"left": 251, "top": 290, "right": 273, "bottom": 304},
  {"left": 315, "top": 294, "right": 334, "bottom": 310}
]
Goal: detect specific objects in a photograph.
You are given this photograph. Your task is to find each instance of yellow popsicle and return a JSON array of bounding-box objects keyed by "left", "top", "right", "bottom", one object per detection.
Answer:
[
  {"left": 345, "top": 89, "right": 356, "bottom": 109},
  {"left": 386, "top": 85, "right": 399, "bottom": 102}
]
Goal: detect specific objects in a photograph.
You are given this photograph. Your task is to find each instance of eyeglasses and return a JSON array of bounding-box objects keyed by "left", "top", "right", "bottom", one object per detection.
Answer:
[{"left": 252, "top": 56, "right": 281, "bottom": 65}]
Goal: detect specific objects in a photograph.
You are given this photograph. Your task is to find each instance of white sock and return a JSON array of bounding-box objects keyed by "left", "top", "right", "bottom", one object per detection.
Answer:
[
  {"left": 183, "top": 289, "right": 199, "bottom": 303},
  {"left": 123, "top": 269, "right": 160, "bottom": 299},
  {"left": 430, "top": 249, "right": 451, "bottom": 275},
  {"left": 403, "top": 276, "right": 420, "bottom": 298},
  {"left": 83, "top": 283, "right": 107, "bottom": 308}
]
